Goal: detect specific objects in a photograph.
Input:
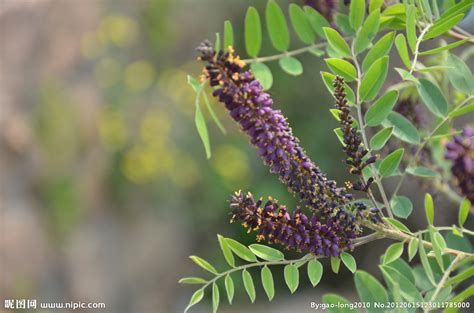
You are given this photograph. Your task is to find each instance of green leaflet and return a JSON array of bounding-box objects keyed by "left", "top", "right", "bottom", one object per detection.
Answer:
[
  {"left": 360, "top": 56, "right": 389, "bottom": 101},
  {"left": 289, "top": 4, "right": 315, "bottom": 44},
  {"left": 266, "top": 0, "right": 290, "bottom": 52},
  {"left": 245, "top": 7, "right": 262, "bottom": 57}
]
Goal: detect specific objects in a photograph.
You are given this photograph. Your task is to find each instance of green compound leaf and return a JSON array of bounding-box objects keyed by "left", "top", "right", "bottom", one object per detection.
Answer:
[
  {"left": 340, "top": 252, "right": 357, "bottom": 273},
  {"left": 323, "top": 294, "right": 358, "bottom": 313},
  {"left": 245, "top": 7, "right": 262, "bottom": 57},
  {"left": 184, "top": 288, "right": 204, "bottom": 313},
  {"left": 242, "top": 269, "right": 256, "bottom": 302},
  {"left": 383, "top": 242, "right": 404, "bottom": 264},
  {"left": 225, "top": 238, "right": 258, "bottom": 262},
  {"left": 362, "top": 31, "right": 395, "bottom": 72},
  {"left": 323, "top": 27, "right": 351, "bottom": 58},
  {"left": 330, "top": 256, "right": 341, "bottom": 273},
  {"left": 417, "top": 79, "right": 448, "bottom": 117},
  {"left": 284, "top": 264, "right": 299, "bottom": 293},
  {"left": 325, "top": 58, "right": 357, "bottom": 82},
  {"left": 360, "top": 56, "right": 389, "bottom": 101},
  {"left": 212, "top": 282, "right": 219, "bottom": 313},
  {"left": 379, "top": 148, "right": 404, "bottom": 177},
  {"left": 408, "top": 237, "right": 418, "bottom": 261},
  {"left": 266, "top": 0, "right": 290, "bottom": 52},
  {"left": 370, "top": 127, "right": 393, "bottom": 151},
  {"left": 354, "top": 271, "right": 389, "bottom": 312},
  {"left": 424, "top": 193, "right": 434, "bottom": 225},
  {"left": 224, "top": 274, "right": 234, "bottom": 304},
  {"left": 365, "top": 90, "right": 399, "bottom": 126},
  {"left": 217, "top": 234, "right": 235, "bottom": 267},
  {"left": 304, "top": 6, "right": 329, "bottom": 38},
  {"left": 394, "top": 34, "right": 411, "bottom": 69},
  {"left": 189, "top": 256, "right": 218, "bottom": 274},
  {"left": 223, "top": 20, "right": 234, "bottom": 48},
  {"left": 405, "top": 5, "right": 417, "bottom": 52},
  {"left": 261, "top": 266, "right": 275, "bottom": 301},
  {"left": 391, "top": 195, "right": 413, "bottom": 219},
  {"left": 354, "top": 9, "right": 380, "bottom": 54},
  {"left": 178, "top": 277, "right": 207, "bottom": 284},
  {"left": 424, "top": 14, "right": 465, "bottom": 40},
  {"left": 446, "top": 54, "right": 474, "bottom": 95},
  {"left": 307, "top": 259, "right": 323, "bottom": 287},
  {"left": 249, "top": 244, "right": 285, "bottom": 261},
  {"left": 289, "top": 4, "right": 315, "bottom": 44},
  {"left": 458, "top": 198, "right": 470, "bottom": 227},
  {"left": 279, "top": 56, "right": 303, "bottom": 76},
  {"left": 406, "top": 166, "right": 438, "bottom": 178},
  {"left": 251, "top": 62, "right": 273, "bottom": 90},
  {"left": 349, "top": 0, "right": 366, "bottom": 30},
  {"left": 382, "top": 111, "right": 421, "bottom": 144},
  {"left": 420, "top": 39, "right": 468, "bottom": 55}
]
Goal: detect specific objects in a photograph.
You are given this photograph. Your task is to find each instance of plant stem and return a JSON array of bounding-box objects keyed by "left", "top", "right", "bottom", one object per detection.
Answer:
[
  {"left": 241, "top": 42, "right": 327, "bottom": 63},
  {"left": 409, "top": 25, "right": 432, "bottom": 74},
  {"left": 351, "top": 43, "right": 393, "bottom": 218},
  {"left": 425, "top": 254, "right": 462, "bottom": 313}
]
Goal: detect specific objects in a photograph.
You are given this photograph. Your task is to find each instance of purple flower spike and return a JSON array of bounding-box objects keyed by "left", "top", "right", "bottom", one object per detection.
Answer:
[
  {"left": 230, "top": 191, "right": 360, "bottom": 256},
  {"left": 197, "top": 41, "right": 351, "bottom": 215},
  {"left": 445, "top": 127, "right": 474, "bottom": 202}
]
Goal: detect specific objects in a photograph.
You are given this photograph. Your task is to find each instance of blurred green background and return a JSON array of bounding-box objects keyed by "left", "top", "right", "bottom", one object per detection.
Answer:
[{"left": 0, "top": 1, "right": 471, "bottom": 312}]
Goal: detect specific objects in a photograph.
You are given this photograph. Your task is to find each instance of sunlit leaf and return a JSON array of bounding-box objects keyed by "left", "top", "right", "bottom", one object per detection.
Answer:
[
  {"left": 289, "top": 4, "right": 315, "bottom": 44},
  {"left": 354, "top": 9, "right": 380, "bottom": 54},
  {"left": 424, "top": 193, "right": 434, "bottom": 225},
  {"left": 279, "top": 56, "right": 303, "bottom": 76},
  {"left": 242, "top": 269, "right": 256, "bottom": 302},
  {"left": 212, "top": 282, "right": 219, "bottom": 313},
  {"left": 325, "top": 58, "right": 357, "bottom": 81},
  {"left": 184, "top": 288, "right": 204, "bottom": 313},
  {"left": 341, "top": 252, "right": 357, "bottom": 273},
  {"left": 249, "top": 244, "right": 285, "bottom": 261},
  {"left": 323, "top": 27, "right": 351, "bottom": 58},
  {"left": 382, "top": 111, "right": 421, "bottom": 144},
  {"left": 395, "top": 34, "right": 411, "bottom": 69},
  {"left": 225, "top": 238, "right": 258, "bottom": 262},
  {"left": 245, "top": 7, "right": 262, "bottom": 57},
  {"left": 383, "top": 243, "right": 404, "bottom": 264},
  {"left": 224, "top": 274, "right": 234, "bottom": 304},
  {"left": 261, "top": 266, "right": 275, "bottom": 301},
  {"left": 458, "top": 198, "right": 471, "bottom": 227},
  {"left": 284, "top": 264, "right": 299, "bottom": 293},
  {"left": 223, "top": 20, "right": 234, "bottom": 48},
  {"left": 251, "top": 62, "right": 273, "bottom": 90},
  {"left": 266, "top": 0, "right": 290, "bottom": 52},
  {"left": 307, "top": 259, "right": 323, "bottom": 287},
  {"left": 362, "top": 32, "right": 395, "bottom": 71},
  {"left": 304, "top": 6, "right": 329, "bottom": 38},
  {"left": 349, "top": 0, "right": 366, "bottom": 30},
  {"left": 217, "top": 235, "right": 235, "bottom": 267}
]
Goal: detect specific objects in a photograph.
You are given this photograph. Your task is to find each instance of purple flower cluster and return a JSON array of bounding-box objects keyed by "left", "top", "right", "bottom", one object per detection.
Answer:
[
  {"left": 197, "top": 41, "right": 351, "bottom": 215},
  {"left": 445, "top": 127, "right": 474, "bottom": 202},
  {"left": 303, "top": 0, "right": 337, "bottom": 21},
  {"left": 196, "top": 42, "right": 367, "bottom": 256},
  {"left": 230, "top": 191, "right": 360, "bottom": 256},
  {"left": 333, "top": 76, "right": 376, "bottom": 191}
]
